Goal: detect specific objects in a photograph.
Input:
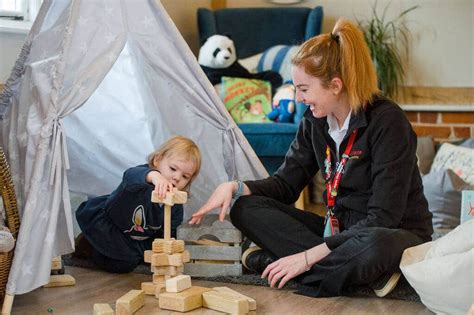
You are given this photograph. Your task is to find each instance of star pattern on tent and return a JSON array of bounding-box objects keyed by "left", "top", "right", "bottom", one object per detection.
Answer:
[
  {"left": 142, "top": 17, "right": 154, "bottom": 29},
  {"left": 52, "top": 25, "right": 61, "bottom": 36},
  {"left": 105, "top": 33, "right": 116, "bottom": 45},
  {"left": 104, "top": 7, "right": 114, "bottom": 18},
  {"left": 79, "top": 43, "right": 88, "bottom": 54},
  {"left": 21, "top": 262, "right": 33, "bottom": 277},
  {"left": 77, "top": 16, "right": 89, "bottom": 28},
  {"left": 40, "top": 209, "right": 50, "bottom": 221}
]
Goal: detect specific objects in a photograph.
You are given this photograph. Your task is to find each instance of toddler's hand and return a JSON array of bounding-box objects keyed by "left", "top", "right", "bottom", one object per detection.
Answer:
[{"left": 148, "top": 171, "right": 173, "bottom": 198}]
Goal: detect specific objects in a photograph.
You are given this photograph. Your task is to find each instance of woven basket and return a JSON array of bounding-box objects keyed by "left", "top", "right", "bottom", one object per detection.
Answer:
[{"left": 0, "top": 147, "right": 20, "bottom": 304}]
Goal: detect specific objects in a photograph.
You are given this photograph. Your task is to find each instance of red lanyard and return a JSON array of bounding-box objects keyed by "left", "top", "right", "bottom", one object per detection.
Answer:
[{"left": 324, "top": 129, "right": 358, "bottom": 211}]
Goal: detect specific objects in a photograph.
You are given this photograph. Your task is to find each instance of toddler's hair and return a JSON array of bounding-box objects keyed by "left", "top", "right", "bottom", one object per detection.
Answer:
[{"left": 147, "top": 136, "right": 201, "bottom": 191}]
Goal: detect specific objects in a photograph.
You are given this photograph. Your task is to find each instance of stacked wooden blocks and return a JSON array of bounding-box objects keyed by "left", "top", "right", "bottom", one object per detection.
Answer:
[
  {"left": 158, "top": 275, "right": 256, "bottom": 314},
  {"left": 177, "top": 214, "right": 243, "bottom": 276},
  {"left": 142, "top": 238, "right": 190, "bottom": 297}
]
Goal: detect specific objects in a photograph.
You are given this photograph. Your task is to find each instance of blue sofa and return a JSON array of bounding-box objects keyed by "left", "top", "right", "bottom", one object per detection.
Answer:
[{"left": 198, "top": 6, "right": 324, "bottom": 174}]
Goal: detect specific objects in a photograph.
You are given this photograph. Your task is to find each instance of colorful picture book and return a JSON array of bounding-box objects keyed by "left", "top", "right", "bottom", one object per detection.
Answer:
[
  {"left": 221, "top": 77, "right": 272, "bottom": 123},
  {"left": 460, "top": 190, "right": 474, "bottom": 224}
]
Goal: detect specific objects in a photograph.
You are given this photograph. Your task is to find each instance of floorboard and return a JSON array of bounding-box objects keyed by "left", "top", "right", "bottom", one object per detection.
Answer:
[{"left": 11, "top": 266, "right": 432, "bottom": 314}]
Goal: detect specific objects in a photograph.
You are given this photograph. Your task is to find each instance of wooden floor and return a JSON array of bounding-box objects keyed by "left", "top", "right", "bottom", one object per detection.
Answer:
[{"left": 11, "top": 266, "right": 432, "bottom": 315}]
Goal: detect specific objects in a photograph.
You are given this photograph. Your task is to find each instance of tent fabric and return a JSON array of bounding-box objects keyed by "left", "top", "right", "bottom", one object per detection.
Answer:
[{"left": 1, "top": 0, "right": 267, "bottom": 295}]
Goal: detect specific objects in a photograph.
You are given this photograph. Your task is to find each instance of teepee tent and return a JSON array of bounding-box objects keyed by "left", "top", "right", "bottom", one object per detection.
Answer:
[{"left": 0, "top": 0, "right": 267, "bottom": 297}]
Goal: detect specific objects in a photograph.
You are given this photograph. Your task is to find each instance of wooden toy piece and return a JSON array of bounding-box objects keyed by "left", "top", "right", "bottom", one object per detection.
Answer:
[
  {"left": 43, "top": 275, "right": 76, "bottom": 288},
  {"left": 166, "top": 275, "right": 192, "bottom": 293},
  {"left": 141, "top": 282, "right": 157, "bottom": 295},
  {"left": 151, "top": 190, "right": 188, "bottom": 205},
  {"left": 202, "top": 290, "right": 250, "bottom": 315},
  {"left": 153, "top": 274, "right": 172, "bottom": 285},
  {"left": 93, "top": 303, "right": 114, "bottom": 315},
  {"left": 115, "top": 290, "right": 145, "bottom": 315},
  {"left": 145, "top": 251, "right": 183, "bottom": 267},
  {"left": 152, "top": 238, "right": 185, "bottom": 254},
  {"left": 151, "top": 265, "right": 183, "bottom": 276},
  {"left": 51, "top": 256, "right": 62, "bottom": 270},
  {"left": 213, "top": 287, "right": 256, "bottom": 311},
  {"left": 158, "top": 286, "right": 212, "bottom": 312},
  {"left": 154, "top": 283, "right": 166, "bottom": 298}
]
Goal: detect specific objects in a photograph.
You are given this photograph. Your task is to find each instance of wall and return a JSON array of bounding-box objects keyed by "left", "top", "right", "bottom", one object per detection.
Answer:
[
  {"left": 1, "top": 0, "right": 473, "bottom": 88},
  {"left": 226, "top": 0, "right": 473, "bottom": 88},
  {"left": 0, "top": 0, "right": 211, "bottom": 82}
]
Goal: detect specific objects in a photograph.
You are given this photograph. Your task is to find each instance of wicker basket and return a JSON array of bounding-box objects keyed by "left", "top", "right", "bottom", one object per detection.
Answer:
[{"left": 0, "top": 147, "right": 20, "bottom": 304}]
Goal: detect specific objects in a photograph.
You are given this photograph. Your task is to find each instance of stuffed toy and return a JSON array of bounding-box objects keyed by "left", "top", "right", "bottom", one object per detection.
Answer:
[
  {"left": 198, "top": 35, "right": 282, "bottom": 93},
  {"left": 267, "top": 83, "right": 296, "bottom": 123}
]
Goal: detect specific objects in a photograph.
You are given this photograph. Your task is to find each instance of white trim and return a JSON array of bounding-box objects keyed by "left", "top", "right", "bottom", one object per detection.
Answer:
[
  {"left": 400, "top": 104, "right": 474, "bottom": 112},
  {"left": 0, "top": 19, "right": 31, "bottom": 34}
]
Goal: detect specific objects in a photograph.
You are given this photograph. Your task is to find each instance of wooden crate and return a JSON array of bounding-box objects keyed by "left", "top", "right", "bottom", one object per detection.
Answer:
[{"left": 177, "top": 215, "right": 242, "bottom": 276}]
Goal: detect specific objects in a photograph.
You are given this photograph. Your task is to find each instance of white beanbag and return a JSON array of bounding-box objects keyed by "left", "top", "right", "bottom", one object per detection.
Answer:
[{"left": 400, "top": 220, "right": 473, "bottom": 314}]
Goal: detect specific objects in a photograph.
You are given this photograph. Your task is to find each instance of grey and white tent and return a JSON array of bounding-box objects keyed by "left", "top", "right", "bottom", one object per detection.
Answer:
[{"left": 0, "top": 0, "right": 266, "bottom": 296}]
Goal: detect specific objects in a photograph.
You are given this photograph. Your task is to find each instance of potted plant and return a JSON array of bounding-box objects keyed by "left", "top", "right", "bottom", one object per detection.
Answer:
[{"left": 358, "top": 2, "right": 418, "bottom": 98}]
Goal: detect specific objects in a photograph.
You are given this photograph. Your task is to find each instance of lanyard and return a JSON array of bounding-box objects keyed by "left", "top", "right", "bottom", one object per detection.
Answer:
[{"left": 324, "top": 129, "right": 358, "bottom": 212}]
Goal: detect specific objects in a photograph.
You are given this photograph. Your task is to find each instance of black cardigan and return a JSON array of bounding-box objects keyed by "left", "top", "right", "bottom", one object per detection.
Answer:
[{"left": 244, "top": 96, "right": 433, "bottom": 249}]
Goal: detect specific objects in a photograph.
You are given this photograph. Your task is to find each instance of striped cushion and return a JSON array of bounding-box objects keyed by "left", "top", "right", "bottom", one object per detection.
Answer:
[{"left": 257, "top": 45, "right": 299, "bottom": 83}]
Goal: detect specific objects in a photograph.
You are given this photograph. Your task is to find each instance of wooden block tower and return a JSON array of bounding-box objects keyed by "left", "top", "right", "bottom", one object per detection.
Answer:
[{"left": 142, "top": 191, "right": 190, "bottom": 297}]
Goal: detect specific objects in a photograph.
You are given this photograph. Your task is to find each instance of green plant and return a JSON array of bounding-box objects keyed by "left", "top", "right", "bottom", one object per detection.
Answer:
[{"left": 358, "top": 2, "right": 418, "bottom": 98}]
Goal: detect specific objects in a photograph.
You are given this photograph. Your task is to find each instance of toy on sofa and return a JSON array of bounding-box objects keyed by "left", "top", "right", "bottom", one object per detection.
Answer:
[
  {"left": 267, "top": 83, "right": 296, "bottom": 123},
  {"left": 198, "top": 35, "right": 282, "bottom": 93}
]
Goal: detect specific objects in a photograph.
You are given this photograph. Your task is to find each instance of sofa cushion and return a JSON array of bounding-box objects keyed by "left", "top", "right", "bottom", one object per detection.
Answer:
[
  {"left": 257, "top": 45, "right": 299, "bottom": 83},
  {"left": 422, "top": 169, "right": 473, "bottom": 229},
  {"left": 416, "top": 136, "right": 436, "bottom": 174},
  {"left": 431, "top": 143, "right": 474, "bottom": 185}
]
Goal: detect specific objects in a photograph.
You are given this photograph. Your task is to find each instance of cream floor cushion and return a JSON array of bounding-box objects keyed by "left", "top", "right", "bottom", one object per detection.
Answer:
[{"left": 400, "top": 220, "right": 473, "bottom": 314}]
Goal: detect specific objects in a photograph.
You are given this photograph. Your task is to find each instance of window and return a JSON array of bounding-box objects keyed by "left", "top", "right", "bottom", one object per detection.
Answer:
[{"left": 0, "top": 0, "right": 42, "bottom": 21}]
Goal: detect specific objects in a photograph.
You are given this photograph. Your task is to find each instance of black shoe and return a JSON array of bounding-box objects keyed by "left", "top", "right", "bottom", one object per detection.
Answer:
[
  {"left": 371, "top": 272, "right": 401, "bottom": 297},
  {"left": 73, "top": 233, "right": 93, "bottom": 259},
  {"left": 242, "top": 246, "right": 275, "bottom": 274}
]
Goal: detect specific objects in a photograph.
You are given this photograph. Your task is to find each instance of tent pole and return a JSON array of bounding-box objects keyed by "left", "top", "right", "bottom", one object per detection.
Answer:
[{"left": 1, "top": 293, "right": 14, "bottom": 315}]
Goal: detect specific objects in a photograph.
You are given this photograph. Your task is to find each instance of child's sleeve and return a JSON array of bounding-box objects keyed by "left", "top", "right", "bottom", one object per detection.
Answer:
[{"left": 122, "top": 165, "right": 154, "bottom": 192}]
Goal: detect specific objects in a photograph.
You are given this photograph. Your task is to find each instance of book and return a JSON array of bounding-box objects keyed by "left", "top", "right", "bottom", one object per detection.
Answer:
[
  {"left": 221, "top": 77, "right": 272, "bottom": 123},
  {"left": 460, "top": 190, "right": 474, "bottom": 224}
]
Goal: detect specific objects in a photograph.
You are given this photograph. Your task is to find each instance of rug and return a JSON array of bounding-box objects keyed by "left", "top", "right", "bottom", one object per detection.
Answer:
[{"left": 63, "top": 255, "right": 421, "bottom": 303}]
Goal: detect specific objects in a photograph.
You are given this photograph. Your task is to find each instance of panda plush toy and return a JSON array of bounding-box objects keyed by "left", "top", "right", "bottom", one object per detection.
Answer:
[{"left": 198, "top": 35, "right": 282, "bottom": 93}]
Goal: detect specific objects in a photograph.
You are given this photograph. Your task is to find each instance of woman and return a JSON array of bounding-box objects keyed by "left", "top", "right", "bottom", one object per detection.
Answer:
[{"left": 190, "top": 18, "right": 432, "bottom": 298}]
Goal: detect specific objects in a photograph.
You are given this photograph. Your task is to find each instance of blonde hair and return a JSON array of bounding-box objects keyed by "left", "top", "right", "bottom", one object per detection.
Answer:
[
  {"left": 148, "top": 136, "right": 201, "bottom": 191},
  {"left": 292, "top": 18, "right": 379, "bottom": 112}
]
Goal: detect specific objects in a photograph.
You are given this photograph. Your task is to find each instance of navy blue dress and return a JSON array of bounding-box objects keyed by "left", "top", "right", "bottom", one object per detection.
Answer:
[{"left": 76, "top": 164, "right": 183, "bottom": 263}]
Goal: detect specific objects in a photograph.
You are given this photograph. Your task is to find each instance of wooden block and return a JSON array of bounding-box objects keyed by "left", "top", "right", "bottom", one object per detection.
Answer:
[
  {"left": 93, "top": 303, "right": 113, "bottom": 315},
  {"left": 43, "top": 275, "right": 76, "bottom": 288},
  {"left": 182, "top": 250, "right": 190, "bottom": 263},
  {"left": 51, "top": 256, "right": 62, "bottom": 270},
  {"left": 213, "top": 287, "right": 256, "bottom": 311},
  {"left": 153, "top": 274, "right": 172, "bottom": 285},
  {"left": 202, "top": 290, "right": 249, "bottom": 315},
  {"left": 147, "top": 252, "right": 183, "bottom": 267},
  {"left": 166, "top": 275, "right": 192, "bottom": 293},
  {"left": 152, "top": 238, "right": 185, "bottom": 254},
  {"left": 158, "top": 286, "right": 212, "bottom": 312},
  {"left": 115, "top": 290, "right": 145, "bottom": 315},
  {"left": 141, "top": 282, "right": 157, "bottom": 295},
  {"left": 151, "top": 191, "right": 187, "bottom": 205},
  {"left": 154, "top": 283, "right": 166, "bottom": 298},
  {"left": 152, "top": 265, "right": 183, "bottom": 276}
]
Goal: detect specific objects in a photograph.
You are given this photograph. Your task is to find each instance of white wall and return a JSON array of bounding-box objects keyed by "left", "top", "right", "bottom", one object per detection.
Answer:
[
  {"left": 228, "top": 0, "right": 473, "bottom": 87},
  {"left": 1, "top": 0, "right": 472, "bottom": 87}
]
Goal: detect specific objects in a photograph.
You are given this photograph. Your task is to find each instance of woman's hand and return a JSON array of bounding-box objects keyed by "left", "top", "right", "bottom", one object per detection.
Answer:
[
  {"left": 147, "top": 171, "right": 173, "bottom": 199},
  {"left": 262, "top": 243, "right": 331, "bottom": 289},
  {"left": 189, "top": 181, "right": 236, "bottom": 224}
]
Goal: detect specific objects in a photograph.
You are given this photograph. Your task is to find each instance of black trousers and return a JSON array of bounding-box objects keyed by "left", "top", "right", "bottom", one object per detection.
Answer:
[{"left": 230, "top": 195, "right": 425, "bottom": 297}]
